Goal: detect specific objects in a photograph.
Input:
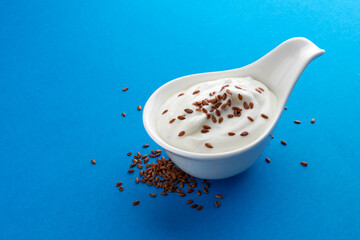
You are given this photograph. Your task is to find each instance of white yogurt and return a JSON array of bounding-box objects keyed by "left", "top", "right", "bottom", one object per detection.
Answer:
[{"left": 156, "top": 77, "right": 277, "bottom": 153}]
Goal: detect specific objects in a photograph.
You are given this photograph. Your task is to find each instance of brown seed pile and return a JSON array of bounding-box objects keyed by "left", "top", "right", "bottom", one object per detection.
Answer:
[{"left": 119, "top": 147, "right": 224, "bottom": 210}]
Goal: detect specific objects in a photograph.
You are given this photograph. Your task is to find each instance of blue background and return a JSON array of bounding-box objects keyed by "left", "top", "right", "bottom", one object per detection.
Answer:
[{"left": 1, "top": 0, "right": 359, "bottom": 239}]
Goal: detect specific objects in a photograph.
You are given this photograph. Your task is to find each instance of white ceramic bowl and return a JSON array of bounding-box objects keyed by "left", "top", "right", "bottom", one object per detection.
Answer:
[{"left": 143, "top": 37, "right": 324, "bottom": 179}]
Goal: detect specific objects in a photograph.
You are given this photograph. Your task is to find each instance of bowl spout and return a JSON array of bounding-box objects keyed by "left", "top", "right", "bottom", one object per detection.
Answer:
[{"left": 244, "top": 37, "right": 325, "bottom": 100}]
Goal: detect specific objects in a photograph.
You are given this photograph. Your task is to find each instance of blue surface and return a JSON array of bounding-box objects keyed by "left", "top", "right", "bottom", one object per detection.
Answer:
[{"left": 1, "top": 0, "right": 359, "bottom": 239}]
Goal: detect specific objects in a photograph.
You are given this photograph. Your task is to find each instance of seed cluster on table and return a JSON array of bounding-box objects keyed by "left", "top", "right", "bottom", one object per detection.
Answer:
[{"left": 117, "top": 146, "right": 224, "bottom": 210}]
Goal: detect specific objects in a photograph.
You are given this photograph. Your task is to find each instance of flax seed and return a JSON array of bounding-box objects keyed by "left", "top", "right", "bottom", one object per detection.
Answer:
[
  {"left": 227, "top": 114, "right": 234, "bottom": 118},
  {"left": 215, "top": 194, "right": 224, "bottom": 199},
  {"left": 203, "top": 125, "right": 211, "bottom": 129},
  {"left": 197, "top": 205, "right": 203, "bottom": 211},
  {"left": 259, "top": 87, "right": 265, "bottom": 92},
  {"left": 178, "top": 115, "right": 186, "bottom": 120},
  {"left": 116, "top": 182, "right": 122, "bottom": 187},
  {"left": 311, "top": 118, "right": 315, "bottom": 123},
  {"left": 137, "top": 105, "right": 142, "bottom": 111},
  {"left": 119, "top": 186, "right": 124, "bottom": 191},
  {"left": 281, "top": 140, "right": 287, "bottom": 145},
  {"left": 190, "top": 204, "right": 198, "bottom": 208},
  {"left": 149, "top": 193, "right": 157, "bottom": 197},
  {"left": 226, "top": 89, "right": 232, "bottom": 95},
  {"left": 197, "top": 190, "right": 201, "bottom": 196},
  {"left": 238, "top": 93, "right": 243, "bottom": 101},
  {"left": 186, "top": 200, "right": 194, "bottom": 204},
  {"left": 193, "top": 90, "right": 200, "bottom": 95},
  {"left": 178, "top": 131, "right": 185, "bottom": 137},
  {"left": 203, "top": 187, "right": 209, "bottom": 194},
  {"left": 284, "top": 106, "right": 287, "bottom": 110},
  {"left": 261, "top": 113, "right": 269, "bottom": 119},
  {"left": 219, "top": 116, "right": 223, "bottom": 123},
  {"left": 178, "top": 93, "right": 184, "bottom": 97},
  {"left": 212, "top": 115, "right": 217, "bottom": 123},
  {"left": 127, "top": 152, "right": 132, "bottom": 156},
  {"left": 243, "top": 102, "right": 249, "bottom": 109},
  {"left": 265, "top": 157, "right": 271, "bottom": 163},
  {"left": 184, "top": 109, "right": 193, "bottom": 114},
  {"left": 249, "top": 102, "right": 254, "bottom": 109},
  {"left": 205, "top": 182, "right": 210, "bottom": 188},
  {"left": 255, "top": 88, "right": 262, "bottom": 93},
  {"left": 201, "top": 129, "right": 209, "bottom": 133},
  {"left": 91, "top": 159, "right": 96, "bottom": 164},
  {"left": 215, "top": 201, "right": 220, "bottom": 208},
  {"left": 294, "top": 120, "right": 301, "bottom": 124},
  {"left": 187, "top": 189, "right": 194, "bottom": 194},
  {"left": 133, "top": 200, "right": 140, "bottom": 206},
  {"left": 161, "top": 191, "right": 168, "bottom": 196},
  {"left": 228, "top": 132, "right": 235, "bottom": 136},
  {"left": 162, "top": 110, "right": 168, "bottom": 115},
  {"left": 235, "top": 86, "right": 241, "bottom": 89},
  {"left": 240, "top": 131, "right": 248, "bottom": 136},
  {"left": 247, "top": 116, "right": 254, "bottom": 122},
  {"left": 300, "top": 161, "right": 308, "bottom": 166},
  {"left": 180, "top": 182, "right": 184, "bottom": 188},
  {"left": 205, "top": 143, "right": 213, "bottom": 149},
  {"left": 135, "top": 177, "right": 140, "bottom": 183},
  {"left": 122, "top": 112, "right": 126, "bottom": 117},
  {"left": 169, "top": 118, "right": 175, "bottom": 124},
  {"left": 143, "top": 144, "right": 149, "bottom": 148},
  {"left": 123, "top": 87, "right": 129, "bottom": 91},
  {"left": 128, "top": 169, "right": 134, "bottom": 173}
]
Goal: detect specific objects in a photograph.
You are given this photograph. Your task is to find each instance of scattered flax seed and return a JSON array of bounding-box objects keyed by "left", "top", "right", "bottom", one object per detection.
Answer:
[
  {"left": 178, "top": 93, "right": 184, "bottom": 97},
  {"left": 205, "top": 143, "right": 213, "bottom": 149},
  {"left": 197, "top": 205, "right": 203, "bottom": 211},
  {"left": 238, "top": 93, "right": 243, "bottom": 100},
  {"left": 135, "top": 177, "right": 140, "bottom": 183},
  {"left": 300, "top": 161, "right": 308, "bottom": 167},
  {"left": 169, "top": 119, "right": 175, "bottom": 124},
  {"left": 91, "top": 159, "right": 96, "bottom": 165},
  {"left": 311, "top": 118, "right": 315, "bottom": 124},
  {"left": 201, "top": 129, "right": 209, "bottom": 133},
  {"left": 227, "top": 114, "right": 234, "bottom": 118},
  {"left": 116, "top": 182, "right": 122, "bottom": 187},
  {"left": 197, "top": 190, "right": 201, "bottom": 196},
  {"left": 184, "top": 109, "right": 193, "bottom": 114},
  {"left": 123, "top": 87, "right": 129, "bottom": 91},
  {"left": 203, "top": 125, "right": 211, "bottom": 129},
  {"left": 240, "top": 131, "right": 249, "bottom": 136},
  {"left": 119, "top": 186, "right": 124, "bottom": 191},
  {"left": 219, "top": 117, "right": 223, "bottom": 123},
  {"left": 143, "top": 144, "right": 149, "bottom": 148},
  {"left": 162, "top": 110, "right": 168, "bottom": 115},
  {"left": 255, "top": 88, "right": 262, "bottom": 93},
  {"left": 247, "top": 116, "right": 254, "bottom": 122},
  {"left": 149, "top": 193, "right": 157, "bottom": 197},
  {"left": 186, "top": 200, "right": 194, "bottom": 204},
  {"left": 281, "top": 140, "right": 287, "bottom": 145},
  {"left": 178, "top": 115, "right": 186, "bottom": 120},
  {"left": 265, "top": 157, "right": 271, "bottom": 163},
  {"left": 137, "top": 105, "right": 142, "bottom": 111},
  {"left": 205, "top": 182, "right": 210, "bottom": 188},
  {"left": 259, "top": 87, "right": 265, "bottom": 92},
  {"left": 215, "top": 109, "right": 221, "bottom": 117},
  {"left": 160, "top": 192, "right": 168, "bottom": 196},
  {"left": 249, "top": 102, "right": 254, "bottom": 109},
  {"left": 212, "top": 115, "right": 217, "bottom": 123},
  {"left": 127, "top": 152, "right": 132, "bottom": 156},
  {"left": 187, "top": 189, "right": 194, "bottom": 194},
  {"left": 226, "top": 89, "right": 232, "bottom": 95},
  {"left": 202, "top": 179, "right": 207, "bottom": 183},
  {"left": 178, "top": 131, "right": 185, "bottom": 137},
  {"left": 122, "top": 112, "right": 126, "bottom": 117},
  {"left": 284, "top": 106, "right": 288, "bottom": 110},
  {"left": 215, "top": 194, "right": 224, "bottom": 199},
  {"left": 215, "top": 201, "right": 220, "bottom": 208},
  {"left": 243, "top": 102, "right": 249, "bottom": 109},
  {"left": 130, "top": 163, "right": 136, "bottom": 168},
  {"left": 228, "top": 132, "right": 236, "bottom": 136},
  {"left": 235, "top": 86, "right": 241, "bottom": 89},
  {"left": 294, "top": 120, "right": 301, "bottom": 124},
  {"left": 193, "top": 90, "right": 200, "bottom": 95},
  {"left": 190, "top": 204, "right": 198, "bottom": 208},
  {"left": 133, "top": 200, "right": 140, "bottom": 206},
  {"left": 261, "top": 113, "right": 269, "bottom": 119},
  {"left": 203, "top": 187, "right": 209, "bottom": 194},
  {"left": 128, "top": 169, "right": 135, "bottom": 173}
]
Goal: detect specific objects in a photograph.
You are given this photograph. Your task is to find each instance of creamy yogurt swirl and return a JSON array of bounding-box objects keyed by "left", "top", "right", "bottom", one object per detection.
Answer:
[{"left": 157, "top": 77, "right": 277, "bottom": 153}]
